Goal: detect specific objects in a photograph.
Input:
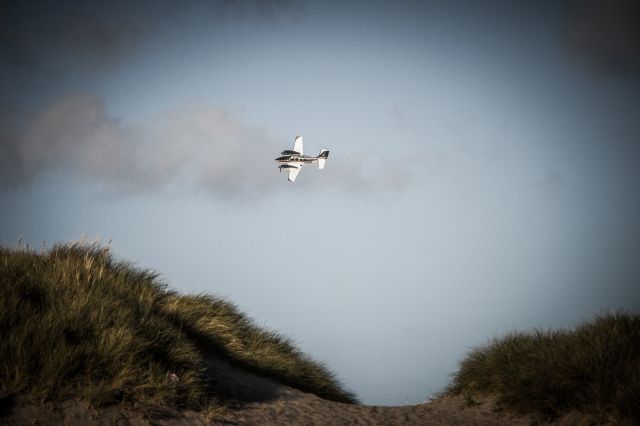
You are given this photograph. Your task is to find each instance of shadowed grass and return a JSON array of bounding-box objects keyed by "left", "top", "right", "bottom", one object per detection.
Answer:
[
  {"left": 447, "top": 312, "right": 640, "bottom": 423},
  {"left": 0, "top": 242, "right": 357, "bottom": 410}
]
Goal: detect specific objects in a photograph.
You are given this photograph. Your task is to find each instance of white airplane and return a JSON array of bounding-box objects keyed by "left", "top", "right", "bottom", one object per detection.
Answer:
[{"left": 275, "top": 136, "right": 329, "bottom": 182}]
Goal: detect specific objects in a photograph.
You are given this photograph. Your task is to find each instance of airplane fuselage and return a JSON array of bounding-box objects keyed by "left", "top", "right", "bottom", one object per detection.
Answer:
[{"left": 275, "top": 153, "right": 318, "bottom": 165}]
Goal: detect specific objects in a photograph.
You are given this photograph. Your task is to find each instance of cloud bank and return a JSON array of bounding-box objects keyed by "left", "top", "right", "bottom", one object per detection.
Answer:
[
  {"left": 0, "top": 94, "right": 275, "bottom": 195},
  {"left": 0, "top": 94, "right": 404, "bottom": 198}
]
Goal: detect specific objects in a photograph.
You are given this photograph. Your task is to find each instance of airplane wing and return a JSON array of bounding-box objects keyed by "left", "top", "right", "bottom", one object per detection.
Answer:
[
  {"left": 288, "top": 165, "right": 302, "bottom": 182},
  {"left": 293, "top": 136, "right": 303, "bottom": 155}
]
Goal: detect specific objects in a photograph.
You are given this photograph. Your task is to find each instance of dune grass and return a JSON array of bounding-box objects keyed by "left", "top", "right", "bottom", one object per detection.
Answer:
[
  {"left": 447, "top": 312, "right": 640, "bottom": 423},
  {"left": 0, "top": 241, "right": 357, "bottom": 410}
]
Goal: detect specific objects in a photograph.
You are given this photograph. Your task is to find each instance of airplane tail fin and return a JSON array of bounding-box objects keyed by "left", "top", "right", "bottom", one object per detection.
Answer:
[{"left": 318, "top": 149, "right": 329, "bottom": 169}]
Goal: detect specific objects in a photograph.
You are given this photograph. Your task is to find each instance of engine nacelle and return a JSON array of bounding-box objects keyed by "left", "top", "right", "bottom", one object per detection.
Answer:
[{"left": 279, "top": 164, "right": 297, "bottom": 170}]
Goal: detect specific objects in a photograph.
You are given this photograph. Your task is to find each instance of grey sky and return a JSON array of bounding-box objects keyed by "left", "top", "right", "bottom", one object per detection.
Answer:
[{"left": 2, "top": 0, "right": 639, "bottom": 405}]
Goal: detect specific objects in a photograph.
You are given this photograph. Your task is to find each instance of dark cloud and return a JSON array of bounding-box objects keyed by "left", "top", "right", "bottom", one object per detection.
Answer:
[
  {"left": 1, "top": 1, "right": 152, "bottom": 72},
  {"left": 566, "top": 0, "right": 640, "bottom": 75},
  {"left": 0, "top": 0, "right": 302, "bottom": 74},
  {"left": 0, "top": 0, "right": 304, "bottom": 118}
]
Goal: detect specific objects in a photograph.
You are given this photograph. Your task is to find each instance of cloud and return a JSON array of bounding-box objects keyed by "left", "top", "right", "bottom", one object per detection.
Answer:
[
  {"left": 0, "top": 94, "right": 137, "bottom": 185},
  {"left": 142, "top": 104, "right": 281, "bottom": 196},
  {"left": 0, "top": 0, "right": 302, "bottom": 73},
  {"left": 0, "top": 94, "right": 277, "bottom": 195},
  {"left": 2, "top": 1, "right": 151, "bottom": 74},
  {"left": 0, "top": 0, "right": 304, "bottom": 116},
  {"left": 0, "top": 93, "right": 404, "bottom": 198},
  {"left": 566, "top": 0, "right": 640, "bottom": 75}
]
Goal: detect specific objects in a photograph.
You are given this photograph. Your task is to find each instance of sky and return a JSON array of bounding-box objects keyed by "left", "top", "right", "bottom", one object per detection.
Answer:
[{"left": 1, "top": 0, "right": 640, "bottom": 406}]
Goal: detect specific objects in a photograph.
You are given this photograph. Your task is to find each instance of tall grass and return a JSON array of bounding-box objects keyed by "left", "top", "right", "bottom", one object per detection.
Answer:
[
  {"left": 448, "top": 312, "right": 640, "bottom": 423},
  {"left": 0, "top": 242, "right": 357, "bottom": 409}
]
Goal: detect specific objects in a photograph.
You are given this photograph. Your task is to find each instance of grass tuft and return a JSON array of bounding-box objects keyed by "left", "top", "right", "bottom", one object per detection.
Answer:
[
  {"left": 447, "top": 312, "right": 640, "bottom": 423},
  {"left": 0, "top": 242, "right": 357, "bottom": 410}
]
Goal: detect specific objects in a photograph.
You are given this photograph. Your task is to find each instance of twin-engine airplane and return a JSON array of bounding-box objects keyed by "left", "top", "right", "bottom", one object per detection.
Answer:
[{"left": 275, "top": 136, "right": 329, "bottom": 182}]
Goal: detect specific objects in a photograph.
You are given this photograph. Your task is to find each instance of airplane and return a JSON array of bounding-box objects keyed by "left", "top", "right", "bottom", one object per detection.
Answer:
[{"left": 275, "top": 136, "right": 329, "bottom": 182}]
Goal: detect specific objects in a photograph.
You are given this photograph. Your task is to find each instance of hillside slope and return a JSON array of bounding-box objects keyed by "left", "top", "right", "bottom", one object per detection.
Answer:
[
  {"left": 0, "top": 242, "right": 356, "bottom": 411},
  {"left": 447, "top": 312, "right": 640, "bottom": 424}
]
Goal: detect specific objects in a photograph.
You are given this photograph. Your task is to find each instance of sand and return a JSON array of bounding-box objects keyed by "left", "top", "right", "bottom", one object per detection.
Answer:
[
  {"left": 1, "top": 360, "right": 612, "bottom": 425},
  {"left": 0, "top": 392, "right": 522, "bottom": 425}
]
